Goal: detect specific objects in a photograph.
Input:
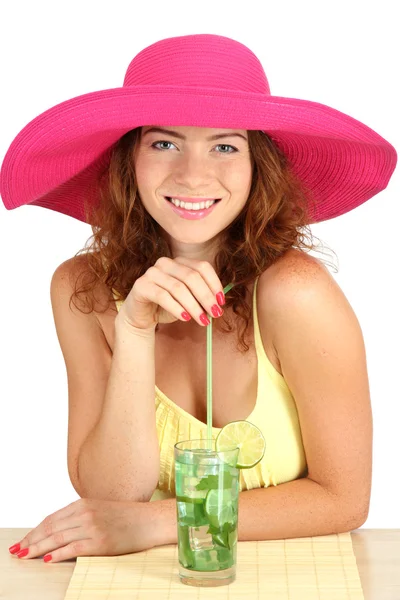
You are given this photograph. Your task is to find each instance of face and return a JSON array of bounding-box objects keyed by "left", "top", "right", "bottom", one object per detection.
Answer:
[{"left": 133, "top": 125, "right": 253, "bottom": 261}]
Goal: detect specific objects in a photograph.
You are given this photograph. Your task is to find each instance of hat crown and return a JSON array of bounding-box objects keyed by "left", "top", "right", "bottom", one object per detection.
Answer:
[{"left": 123, "top": 34, "right": 271, "bottom": 94}]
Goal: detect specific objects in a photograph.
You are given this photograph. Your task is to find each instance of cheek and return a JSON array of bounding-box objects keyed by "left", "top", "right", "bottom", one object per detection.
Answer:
[
  {"left": 134, "top": 154, "right": 166, "bottom": 191},
  {"left": 222, "top": 161, "right": 252, "bottom": 193}
]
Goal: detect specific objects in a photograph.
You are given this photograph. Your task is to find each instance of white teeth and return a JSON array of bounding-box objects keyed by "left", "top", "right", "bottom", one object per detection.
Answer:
[{"left": 169, "top": 198, "right": 216, "bottom": 210}]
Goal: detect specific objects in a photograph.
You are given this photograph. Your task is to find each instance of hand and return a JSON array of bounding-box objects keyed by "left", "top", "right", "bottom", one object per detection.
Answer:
[
  {"left": 116, "top": 256, "right": 226, "bottom": 331},
  {"left": 9, "top": 498, "right": 160, "bottom": 563}
]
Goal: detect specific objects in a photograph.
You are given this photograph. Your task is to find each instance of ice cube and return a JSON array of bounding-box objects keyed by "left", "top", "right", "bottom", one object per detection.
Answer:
[
  {"left": 181, "top": 475, "right": 208, "bottom": 503},
  {"left": 189, "top": 525, "right": 214, "bottom": 550}
]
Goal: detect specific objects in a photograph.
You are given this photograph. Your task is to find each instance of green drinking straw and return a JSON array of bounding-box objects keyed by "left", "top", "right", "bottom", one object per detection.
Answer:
[{"left": 206, "top": 282, "right": 235, "bottom": 448}]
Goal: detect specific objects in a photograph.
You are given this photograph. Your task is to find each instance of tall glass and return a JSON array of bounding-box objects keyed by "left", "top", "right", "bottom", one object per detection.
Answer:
[{"left": 174, "top": 439, "right": 240, "bottom": 587}]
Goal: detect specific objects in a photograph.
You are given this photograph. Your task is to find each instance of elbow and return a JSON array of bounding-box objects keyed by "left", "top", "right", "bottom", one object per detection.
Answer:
[
  {"left": 75, "top": 482, "right": 158, "bottom": 502},
  {"left": 323, "top": 483, "right": 370, "bottom": 534},
  {"left": 351, "top": 505, "right": 370, "bottom": 530},
  {"left": 348, "top": 493, "right": 371, "bottom": 531},
  {"left": 336, "top": 503, "right": 370, "bottom": 533},
  {"left": 70, "top": 463, "right": 159, "bottom": 502},
  {"left": 70, "top": 449, "right": 160, "bottom": 501},
  {"left": 68, "top": 462, "right": 85, "bottom": 498}
]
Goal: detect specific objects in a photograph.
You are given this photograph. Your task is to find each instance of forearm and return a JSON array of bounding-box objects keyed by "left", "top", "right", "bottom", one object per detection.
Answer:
[
  {"left": 77, "top": 323, "right": 160, "bottom": 501},
  {"left": 151, "top": 477, "right": 366, "bottom": 546}
]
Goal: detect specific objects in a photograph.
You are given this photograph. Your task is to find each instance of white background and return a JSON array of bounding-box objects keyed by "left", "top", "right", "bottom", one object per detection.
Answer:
[{"left": 0, "top": 0, "right": 398, "bottom": 528}]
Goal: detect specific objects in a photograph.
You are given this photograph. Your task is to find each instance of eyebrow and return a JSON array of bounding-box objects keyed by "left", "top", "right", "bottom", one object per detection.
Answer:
[{"left": 142, "top": 127, "right": 248, "bottom": 142}]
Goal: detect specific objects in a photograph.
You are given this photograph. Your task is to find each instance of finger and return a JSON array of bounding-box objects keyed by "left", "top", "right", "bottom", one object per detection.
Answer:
[
  {"left": 15, "top": 522, "right": 86, "bottom": 560},
  {"left": 173, "top": 256, "right": 225, "bottom": 299},
  {"left": 151, "top": 258, "right": 224, "bottom": 324},
  {"left": 134, "top": 272, "right": 196, "bottom": 325},
  {"left": 44, "top": 538, "right": 100, "bottom": 564},
  {"left": 17, "top": 501, "right": 79, "bottom": 549},
  {"left": 147, "top": 268, "right": 215, "bottom": 326}
]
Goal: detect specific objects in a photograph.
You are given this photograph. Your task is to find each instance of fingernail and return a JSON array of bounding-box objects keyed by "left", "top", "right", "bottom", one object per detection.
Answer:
[
  {"left": 17, "top": 548, "right": 29, "bottom": 558},
  {"left": 200, "top": 313, "right": 210, "bottom": 326},
  {"left": 211, "top": 304, "right": 223, "bottom": 318},
  {"left": 44, "top": 554, "right": 52, "bottom": 563},
  {"left": 216, "top": 292, "right": 225, "bottom": 306},
  {"left": 181, "top": 311, "right": 191, "bottom": 321},
  {"left": 9, "top": 543, "right": 21, "bottom": 554}
]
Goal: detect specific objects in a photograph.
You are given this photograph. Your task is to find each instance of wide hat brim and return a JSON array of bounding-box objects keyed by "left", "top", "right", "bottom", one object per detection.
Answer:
[{"left": 0, "top": 84, "right": 397, "bottom": 224}]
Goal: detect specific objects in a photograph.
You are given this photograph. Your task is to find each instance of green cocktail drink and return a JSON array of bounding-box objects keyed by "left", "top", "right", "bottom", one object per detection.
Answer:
[
  {"left": 174, "top": 439, "right": 240, "bottom": 586},
  {"left": 173, "top": 283, "right": 265, "bottom": 586}
]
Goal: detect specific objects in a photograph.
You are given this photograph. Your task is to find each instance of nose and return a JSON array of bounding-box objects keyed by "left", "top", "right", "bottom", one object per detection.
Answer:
[{"left": 173, "top": 152, "right": 215, "bottom": 189}]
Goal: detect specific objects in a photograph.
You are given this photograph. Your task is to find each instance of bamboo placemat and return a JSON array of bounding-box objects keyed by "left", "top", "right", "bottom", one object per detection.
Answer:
[{"left": 64, "top": 532, "right": 364, "bottom": 599}]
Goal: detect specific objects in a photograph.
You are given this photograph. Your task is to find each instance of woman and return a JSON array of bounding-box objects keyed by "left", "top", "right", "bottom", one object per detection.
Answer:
[{"left": 3, "top": 33, "right": 397, "bottom": 563}]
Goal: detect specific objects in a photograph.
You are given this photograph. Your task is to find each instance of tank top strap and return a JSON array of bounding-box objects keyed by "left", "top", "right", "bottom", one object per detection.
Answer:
[{"left": 252, "top": 273, "right": 288, "bottom": 388}]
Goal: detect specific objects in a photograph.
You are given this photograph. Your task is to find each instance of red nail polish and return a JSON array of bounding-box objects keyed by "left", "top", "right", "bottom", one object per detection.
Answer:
[
  {"left": 200, "top": 313, "right": 210, "bottom": 326},
  {"left": 181, "top": 311, "right": 191, "bottom": 321},
  {"left": 17, "top": 548, "right": 29, "bottom": 558},
  {"left": 211, "top": 304, "right": 223, "bottom": 318},
  {"left": 44, "top": 554, "right": 52, "bottom": 563},
  {"left": 9, "top": 543, "right": 21, "bottom": 554},
  {"left": 216, "top": 292, "right": 225, "bottom": 306}
]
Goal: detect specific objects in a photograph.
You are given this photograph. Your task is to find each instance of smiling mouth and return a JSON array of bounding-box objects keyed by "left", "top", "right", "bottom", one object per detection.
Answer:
[{"left": 165, "top": 197, "right": 222, "bottom": 205}]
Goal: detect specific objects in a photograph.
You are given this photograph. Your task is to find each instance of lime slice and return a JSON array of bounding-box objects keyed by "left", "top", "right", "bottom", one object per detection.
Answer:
[
  {"left": 216, "top": 420, "right": 266, "bottom": 469},
  {"left": 176, "top": 493, "right": 205, "bottom": 504},
  {"left": 204, "top": 488, "right": 234, "bottom": 528}
]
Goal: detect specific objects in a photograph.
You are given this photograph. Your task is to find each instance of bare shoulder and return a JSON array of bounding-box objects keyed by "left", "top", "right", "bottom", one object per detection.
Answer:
[
  {"left": 51, "top": 253, "right": 90, "bottom": 289},
  {"left": 259, "top": 247, "right": 332, "bottom": 290},
  {"left": 257, "top": 248, "right": 345, "bottom": 324},
  {"left": 256, "top": 247, "right": 360, "bottom": 375},
  {"left": 51, "top": 253, "right": 114, "bottom": 317}
]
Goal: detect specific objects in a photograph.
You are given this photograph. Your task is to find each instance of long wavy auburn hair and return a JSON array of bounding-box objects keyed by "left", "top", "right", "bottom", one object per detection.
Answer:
[{"left": 70, "top": 127, "right": 338, "bottom": 353}]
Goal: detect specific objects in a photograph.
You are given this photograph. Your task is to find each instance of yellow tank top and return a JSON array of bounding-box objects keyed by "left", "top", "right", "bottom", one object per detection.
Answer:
[{"left": 112, "top": 275, "right": 307, "bottom": 501}]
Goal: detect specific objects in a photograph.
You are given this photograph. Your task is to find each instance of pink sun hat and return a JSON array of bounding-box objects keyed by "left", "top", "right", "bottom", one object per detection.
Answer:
[{"left": 0, "top": 33, "right": 397, "bottom": 224}]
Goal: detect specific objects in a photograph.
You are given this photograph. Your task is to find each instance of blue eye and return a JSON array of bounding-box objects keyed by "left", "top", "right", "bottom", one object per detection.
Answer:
[
  {"left": 151, "top": 141, "right": 238, "bottom": 153},
  {"left": 152, "top": 141, "right": 174, "bottom": 150},
  {"left": 215, "top": 144, "right": 237, "bottom": 153}
]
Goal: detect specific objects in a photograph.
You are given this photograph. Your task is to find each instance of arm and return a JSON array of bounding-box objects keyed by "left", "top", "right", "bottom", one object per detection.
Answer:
[
  {"left": 50, "top": 259, "right": 159, "bottom": 502},
  {"left": 263, "top": 254, "right": 373, "bottom": 521},
  {"left": 77, "top": 322, "right": 160, "bottom": 501},
  {"left": 12, "top": 476, "right": 366, "bottom": 564},
  {"left": 149, "top": 476, "right": 368, "bottom": 546}
]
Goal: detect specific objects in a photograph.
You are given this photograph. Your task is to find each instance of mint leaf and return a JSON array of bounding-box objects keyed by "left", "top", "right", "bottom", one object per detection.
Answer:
[
  {"left": 195, "top": 475, "right": 218, "bottom": 490},
  {"left": 195, "top": 471, "right": 234, "bottom": 491},
  {"left": 206, "top": 524, "right": 221, "bottom": 535}
]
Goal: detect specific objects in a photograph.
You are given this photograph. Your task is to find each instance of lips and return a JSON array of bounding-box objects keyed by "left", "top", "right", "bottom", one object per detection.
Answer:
[
  {"left": 164, "top": 196, "right": 221, "bottom": 220},
  {"left": 164, "top": 196, "right": 221, "bottom": 203}
]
